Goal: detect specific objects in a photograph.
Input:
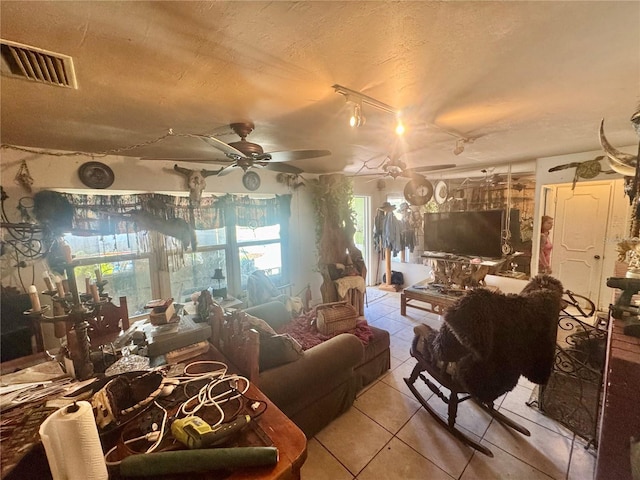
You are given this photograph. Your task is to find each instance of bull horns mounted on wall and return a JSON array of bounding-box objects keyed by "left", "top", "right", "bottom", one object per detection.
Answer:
[{"left": 173, "top": 164, "right": 222, "bottom": 204}]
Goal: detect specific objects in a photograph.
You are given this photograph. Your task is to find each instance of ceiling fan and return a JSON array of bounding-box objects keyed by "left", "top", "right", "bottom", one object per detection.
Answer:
[
  {"left": 145, "top": 122, "right": 331, "bottom": 190},
  {"left": 353, "top": 154, "right": 456, "bottom": 180},
  {"left": 191, "top": 122, "right": 331, "bottom": 176}
]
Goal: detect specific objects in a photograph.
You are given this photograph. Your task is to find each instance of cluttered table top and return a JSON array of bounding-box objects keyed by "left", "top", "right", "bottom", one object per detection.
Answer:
[{"left": 0, "top": 344, "right": 307, "bottom": 480}]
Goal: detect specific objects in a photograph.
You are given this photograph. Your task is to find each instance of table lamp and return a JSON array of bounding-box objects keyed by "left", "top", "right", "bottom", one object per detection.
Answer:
[{"left": 212, "top": 268, "right": 227, "bottom": 300}]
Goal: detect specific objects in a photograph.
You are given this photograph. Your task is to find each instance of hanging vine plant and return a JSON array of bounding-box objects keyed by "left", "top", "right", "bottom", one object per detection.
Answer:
[{"left": 308, "top": 173, "right": 356, "bottom": 265}]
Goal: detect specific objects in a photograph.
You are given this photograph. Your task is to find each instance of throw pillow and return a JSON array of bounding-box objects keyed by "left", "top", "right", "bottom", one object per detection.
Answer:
[
  {"left": 242, "top": 313, "right": 277, "bottom": 336},
  {"left": 259, "top": 333, "right": 304, "bottom": 371}
]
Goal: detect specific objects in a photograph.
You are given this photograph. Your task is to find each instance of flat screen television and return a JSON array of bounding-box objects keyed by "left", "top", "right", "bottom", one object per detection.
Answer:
[{"left": 424, "top": 209, "right": 520, "bottom": 258}]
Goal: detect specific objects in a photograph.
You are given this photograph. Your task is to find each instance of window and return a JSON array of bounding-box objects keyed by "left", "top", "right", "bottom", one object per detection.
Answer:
[
  {"left": 170, "top": 227, "right": 226, "bottom": 302},
  {"left": 61, "top": 192, "right": 290, "bottom": 308},
  {"left": 64, "top": 233, "right": 152, "bottom": 315},
  {"left": 236, "top": 224, "right": 283, "bottom": 289}
]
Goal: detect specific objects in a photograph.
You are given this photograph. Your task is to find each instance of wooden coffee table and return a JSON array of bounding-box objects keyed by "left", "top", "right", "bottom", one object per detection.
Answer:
[{"left": 401, "top": 287, "right": 460, "bottom": 316}]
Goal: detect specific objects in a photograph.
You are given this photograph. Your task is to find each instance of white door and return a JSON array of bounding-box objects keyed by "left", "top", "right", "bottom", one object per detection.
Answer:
[{"left": 551, "top": 182, "right": 612, "bottom": 305}]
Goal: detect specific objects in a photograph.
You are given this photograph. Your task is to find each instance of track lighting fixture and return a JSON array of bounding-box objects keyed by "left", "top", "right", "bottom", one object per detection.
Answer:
[
  {"left": 334, "top": 84, "right": 401, "bottom": 133},
  {"left": 453, "top": 138, "right": 465, "bottom": 155},
  {"left": 349, "top": 99, "right": 365, "bottom": 127}
]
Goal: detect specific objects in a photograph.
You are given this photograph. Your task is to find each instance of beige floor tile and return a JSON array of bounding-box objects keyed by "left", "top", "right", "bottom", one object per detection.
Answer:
[
  {"left": 419, "top": 313, "right": 444, "bottom": 331},
  {"left": 567, "top": 437, "right": 596, "bottom": 480},
  {"left": 388, "top": 334, "right": 413, "bottom": 362},
  {"left": 368, "top": 316, "right": 406, "bottom": 335},
  {"left": 517, "top": 376, "right": 537, "bottom": 390},
  {"left": 315, "top": 407, "right": 392, "bottom": 476},
  {"left": 500, "top": 385, "right": 574, "bottom": 438},
  {"left": 425, "top": 393, "right": 493, "bottom": 439},
  {"left": 357, "top": 437, "right": 455, "bottom": 480},
  {"left": 381, "top": 358, "right": 431, "bottom": 399},
  {"left": 356, "top": 378, "right": 380, "bottom": 398},
  {"left": 301, "top": 438, "right": 354, "bottom": 480},
  {"left": 363, "top": 306, "right": 394, "bottom": 322},
  {"left": 392, "top": 324, "right": 418, "bottom": 343},
  {"left": 483, "top": 413, "right": 572, "bottom": 479},
  {"left": 397, "top": 408, "right": 476, "bottom": 478},
  {"left": 461, "top": 441, "right": 556, "bottom": 480},
  {"left": 388, "top": 354, "right": 403, "bottom": 371},
  {"left": 386, "top": 310, "right": 422, "bottom": 326},
  {"left": 355, "top": 381, "right": 421, "bottom": 434}
]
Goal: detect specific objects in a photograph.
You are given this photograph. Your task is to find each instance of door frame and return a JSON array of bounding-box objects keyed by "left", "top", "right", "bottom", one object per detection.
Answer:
[{"left": 533, "top": 178, "right": 629, "bottom": 311}]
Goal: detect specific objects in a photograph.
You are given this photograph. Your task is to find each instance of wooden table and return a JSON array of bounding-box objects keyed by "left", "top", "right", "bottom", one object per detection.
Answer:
[
  {"left": 400, "top": 287, "right": 460, "bottom": 316},
  {"left": 1, "top": 344, "right": 307, "bottom": 480}
]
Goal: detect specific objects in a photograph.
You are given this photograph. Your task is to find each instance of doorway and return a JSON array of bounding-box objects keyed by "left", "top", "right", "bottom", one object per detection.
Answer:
[
  {"left": 352, "top": 195, "right": 371, "bottom": 285},
  {"left": 544, "top": 181, "right": 615, "bottom": 309}
]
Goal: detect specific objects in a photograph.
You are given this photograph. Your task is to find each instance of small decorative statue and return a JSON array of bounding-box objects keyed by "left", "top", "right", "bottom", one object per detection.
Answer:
[{"left": 196, "top": 289, "right": 216, "bottom": 322}]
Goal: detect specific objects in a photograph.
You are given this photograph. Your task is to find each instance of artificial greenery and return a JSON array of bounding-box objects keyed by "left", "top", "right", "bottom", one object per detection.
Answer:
[{"left": 308, "top": 174, "right": 355, "bottom": 256}]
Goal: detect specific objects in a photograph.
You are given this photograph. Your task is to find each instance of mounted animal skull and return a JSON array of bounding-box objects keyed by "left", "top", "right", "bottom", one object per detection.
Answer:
[
  {"left": 173, "top": 164, "right": 222, "bottom": 203},
  {"left": 599, "top": 110, "right": 640, "bottom": 177}
]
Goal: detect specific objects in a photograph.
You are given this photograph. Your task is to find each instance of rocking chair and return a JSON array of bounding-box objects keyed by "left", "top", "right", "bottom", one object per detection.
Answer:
[
  {"left": 404, "top": 275, "right": 566, "bottom": 457},
  {"left": 404, "top": 324, "right": 530, "bottom": 457}
]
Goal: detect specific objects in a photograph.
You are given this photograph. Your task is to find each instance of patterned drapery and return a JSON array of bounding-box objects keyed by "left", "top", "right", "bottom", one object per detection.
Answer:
[{"left": 62, "top": 192, "right": 291, "bottom": 233}]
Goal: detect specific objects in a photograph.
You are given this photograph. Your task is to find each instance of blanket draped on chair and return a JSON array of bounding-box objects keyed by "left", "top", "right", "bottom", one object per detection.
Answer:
[{"left": 422, "top": 275, "right": 564, "bottom": 403}]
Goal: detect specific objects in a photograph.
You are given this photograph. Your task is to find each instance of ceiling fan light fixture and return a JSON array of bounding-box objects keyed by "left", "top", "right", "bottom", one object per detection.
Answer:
[{"left": 395, "top": 118, "right": 405, "bottom": 136}]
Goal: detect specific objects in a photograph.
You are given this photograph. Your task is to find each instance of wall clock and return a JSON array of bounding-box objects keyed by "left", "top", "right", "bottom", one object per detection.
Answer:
[
  {"left": 403, "top": 177, "right": 433, "bottom": 206},
  {"left": 78, "top": 161, "right": 114, "bottom": 189},
  {"left": 242, "top": 171, "right": 261, "bottom": 191}
]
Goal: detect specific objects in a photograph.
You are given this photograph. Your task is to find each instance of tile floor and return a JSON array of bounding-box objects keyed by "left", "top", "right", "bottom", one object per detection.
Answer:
[{"left": 300, "top": 288, "right": 598, "bottom": 480}]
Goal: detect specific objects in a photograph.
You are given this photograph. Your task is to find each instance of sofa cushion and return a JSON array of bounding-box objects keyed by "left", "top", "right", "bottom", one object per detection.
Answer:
[
  {"left": 259, "top": 333, "right": 304, "bottom": 371},
  {"left": 244, "top": 301, "right": 292, "bottom": 330}
]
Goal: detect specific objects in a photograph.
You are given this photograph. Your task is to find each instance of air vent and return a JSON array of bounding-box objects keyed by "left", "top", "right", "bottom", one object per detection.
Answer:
[{"left": 1, "top": 39, "right": 77, "bottom": 88}]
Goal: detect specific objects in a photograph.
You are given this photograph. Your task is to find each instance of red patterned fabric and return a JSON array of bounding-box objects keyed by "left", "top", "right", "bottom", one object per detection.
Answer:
[{"left": 276, "top": 310, "right": 373, "bottom": 350}]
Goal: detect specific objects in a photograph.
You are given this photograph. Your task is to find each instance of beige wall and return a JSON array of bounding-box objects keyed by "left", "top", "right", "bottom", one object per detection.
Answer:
[
  {"left": 356, "top": 145, "right": 637, "bottom": 302},
  {"left": 0, "top": 148, "right": 323, "bottom": 306}
]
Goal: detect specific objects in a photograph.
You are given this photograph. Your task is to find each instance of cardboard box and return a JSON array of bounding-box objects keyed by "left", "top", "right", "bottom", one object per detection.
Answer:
[{"left": 150, "top": 302, "right": 176, "bottom": 325}]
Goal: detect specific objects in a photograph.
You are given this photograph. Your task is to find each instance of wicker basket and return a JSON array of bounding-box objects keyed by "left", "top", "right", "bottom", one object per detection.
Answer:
[{"left": 316, "top": 301, "right": 358, "bottom": 335}]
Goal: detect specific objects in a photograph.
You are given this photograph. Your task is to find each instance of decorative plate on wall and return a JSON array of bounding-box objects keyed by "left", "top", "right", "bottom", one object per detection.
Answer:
[
  {"left": 78, "top": 161, "right": 115, "bottom": 189},
  {"left": 434, "top": 180, "right": 448, "bottom": 205},
  {"left": 242, "top": 171, "right": 261, "bottom": 191}
]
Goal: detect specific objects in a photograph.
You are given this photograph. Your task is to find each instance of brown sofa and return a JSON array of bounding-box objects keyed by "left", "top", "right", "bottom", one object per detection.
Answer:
[{"left": 211, "top": 301, "right": 390, "bottom": 437}]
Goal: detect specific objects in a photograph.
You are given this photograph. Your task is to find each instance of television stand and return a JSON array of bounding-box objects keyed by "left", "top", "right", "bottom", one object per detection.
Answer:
[{"left": 421, "top": 253, "right": 504, "bottom": 289}]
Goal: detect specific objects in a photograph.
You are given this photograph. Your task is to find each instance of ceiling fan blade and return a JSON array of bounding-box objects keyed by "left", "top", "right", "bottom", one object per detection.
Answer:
[
  {"left": 140, "top": 157, "right": 233, "bottom": 164},
  {"left": 263, "top": 163, "right": 304, "bottom": 174},
  {"left": 193, "top": 134, "right": 247, "bottom": 158},
  {"left": 266, "top": 150, "right": 331, "bottom": 162},
  {"left": 216, "top": 164, "right": 240, "bottom": 176}
]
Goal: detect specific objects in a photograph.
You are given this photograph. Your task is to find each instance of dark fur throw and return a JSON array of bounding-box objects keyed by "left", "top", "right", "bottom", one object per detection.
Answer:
[{"left": 419, "top": 275, "right": 564, "bottom": 403}]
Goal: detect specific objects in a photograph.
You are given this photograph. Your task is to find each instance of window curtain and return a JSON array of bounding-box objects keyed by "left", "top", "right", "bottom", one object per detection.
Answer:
[{"left": 61, "top": 193, "right": 291, "bottom": 233}]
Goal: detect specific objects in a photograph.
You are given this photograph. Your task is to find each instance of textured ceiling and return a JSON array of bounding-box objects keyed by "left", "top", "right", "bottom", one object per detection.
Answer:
[{"left": 1, "top": 1, "right": 639, "bottom": 177}]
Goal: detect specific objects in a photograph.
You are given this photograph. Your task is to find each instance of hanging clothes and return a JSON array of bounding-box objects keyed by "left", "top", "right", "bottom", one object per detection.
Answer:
[{"left": 382, "top": 211, "right": 402, "bottom": 255}]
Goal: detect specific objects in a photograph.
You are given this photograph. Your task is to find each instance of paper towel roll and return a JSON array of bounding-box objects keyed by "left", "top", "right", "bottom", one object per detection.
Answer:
[{"left": 39, "top": 401, "right": 108, "bottom": 480}]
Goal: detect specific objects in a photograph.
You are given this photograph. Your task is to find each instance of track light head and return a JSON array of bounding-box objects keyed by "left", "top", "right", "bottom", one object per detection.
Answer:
[
  {"left": 349, "top": 101, "right": 365, "bottom": 127},
  {"left": 453, "top": 139, "right": 465, "bottom": 155}
]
